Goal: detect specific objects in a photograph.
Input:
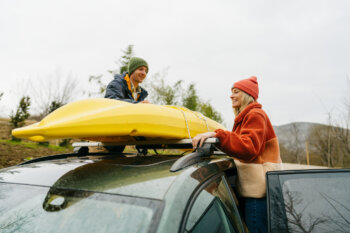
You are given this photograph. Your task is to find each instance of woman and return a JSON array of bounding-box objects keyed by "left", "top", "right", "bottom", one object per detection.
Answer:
[{"left": 192, "top": 76, "right": 282, "bottom": 233}]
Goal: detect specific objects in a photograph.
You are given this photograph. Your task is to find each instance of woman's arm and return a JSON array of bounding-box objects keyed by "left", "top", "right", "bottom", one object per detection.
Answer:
[{"left": 215, "top": 111, "right": 267, "bottom": 161}]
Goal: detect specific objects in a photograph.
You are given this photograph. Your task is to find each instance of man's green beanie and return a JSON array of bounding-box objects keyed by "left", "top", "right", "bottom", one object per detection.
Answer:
[{"left": 128, "top": 57, "right": 149, "bottom": 75}]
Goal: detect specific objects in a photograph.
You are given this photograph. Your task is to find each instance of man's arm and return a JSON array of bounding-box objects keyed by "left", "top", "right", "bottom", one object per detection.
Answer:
[{"left": 104, "top": 79, "right": 137, "bottom": 103}]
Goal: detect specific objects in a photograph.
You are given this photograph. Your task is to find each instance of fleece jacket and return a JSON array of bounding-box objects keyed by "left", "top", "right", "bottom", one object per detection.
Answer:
[{"left": 215, "top": 102, "right": 282, "bottom": 198}]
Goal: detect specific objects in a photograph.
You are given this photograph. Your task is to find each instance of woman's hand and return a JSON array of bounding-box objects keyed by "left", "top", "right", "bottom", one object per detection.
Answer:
[{"left": 192, "top": 132, "right": 217, "bottom": 149}]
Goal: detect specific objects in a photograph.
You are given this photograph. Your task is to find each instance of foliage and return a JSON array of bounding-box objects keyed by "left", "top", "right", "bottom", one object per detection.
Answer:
[
  {"left": 48, "top": 101, "right": 64, "bottom": 113},
  {"left": 183, "top": 84, "right": 199, "bottom": 110},
  {"left": 89, "top": 45, "right": 134, "bottom": 96},
  {"left": 0, "top": 139, "right": 72, "bottom": 151},
  {"left": 88, "top": 74, "right": 106, "bottom": 97},
  {"left": 9, "top": 97, "right": 31, "bottom": 129},
  {"left": 278, "top": 121, "right": 350, "bottom": 168},
  {"left": 9, "top": 97, "right": 31, "bottom": 141},
  {"left": 147, "top": 71, "right": 183, "bottom": 105},
  {"left": 198, "top": 101, "right": 223, "bottom": 123},
  {"left": 146, "top": 73, "right": 224, "bottom": 123},
  {"left": 118, "top": 45, "right": 134, "bottom": 74},
  {"left": 0, "top": 92, "right": 3, "bottom": 102}
]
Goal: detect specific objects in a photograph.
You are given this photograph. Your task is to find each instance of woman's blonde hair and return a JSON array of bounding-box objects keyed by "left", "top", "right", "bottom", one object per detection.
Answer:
[{"left": 233, "top": 89, "right": 255, "bottom": 116}]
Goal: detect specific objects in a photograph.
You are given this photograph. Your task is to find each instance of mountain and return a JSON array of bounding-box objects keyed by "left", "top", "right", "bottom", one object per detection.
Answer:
[{"left": 274, "top": 122, "right": 325, "bottom": 148}]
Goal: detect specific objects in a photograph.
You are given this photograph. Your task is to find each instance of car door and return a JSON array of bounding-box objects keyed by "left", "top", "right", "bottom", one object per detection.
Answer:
[
  {"left": 181, "top": 173, "right": 246, "bottom": 233},
  {"left": 266, "top": 169, "right": 350, "bottom": 233}
]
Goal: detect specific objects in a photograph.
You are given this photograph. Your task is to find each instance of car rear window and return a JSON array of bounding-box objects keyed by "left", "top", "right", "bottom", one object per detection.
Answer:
[
  {"left": 0, "top": 183, "right": 163, "bottom": 233},
  {"left": 267, "top": 170, "right": 350, "bottom": 233}
]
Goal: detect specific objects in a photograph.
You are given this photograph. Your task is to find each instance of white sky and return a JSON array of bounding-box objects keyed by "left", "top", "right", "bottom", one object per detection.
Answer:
[{"left": 0, "top": 0, "right": 349, "bottom": 128}]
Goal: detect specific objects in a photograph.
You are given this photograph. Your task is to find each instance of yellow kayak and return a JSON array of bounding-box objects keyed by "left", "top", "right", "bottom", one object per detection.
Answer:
[{"left": 12, "top": 98, "right": 226, "bottom": 142}]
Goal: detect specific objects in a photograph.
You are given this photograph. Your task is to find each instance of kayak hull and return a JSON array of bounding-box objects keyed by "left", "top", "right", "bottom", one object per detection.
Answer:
[{"left": 12, "top": 98, "right": 226, "bottom": 142}]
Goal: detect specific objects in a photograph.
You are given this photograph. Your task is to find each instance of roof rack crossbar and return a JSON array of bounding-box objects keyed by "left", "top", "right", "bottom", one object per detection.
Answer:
[
  {"left": 72, "top": 138, "right": 219, "bottom": 150},
  {"left": 170, "top": 143, "right": 217, "bottom": 172}
]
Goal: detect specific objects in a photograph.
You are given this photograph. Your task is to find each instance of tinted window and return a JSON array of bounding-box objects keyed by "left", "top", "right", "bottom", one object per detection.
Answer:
[
  {"left": 185, "top": 176, "right": 244, "bottom": 233},
  {"left": 187, "top": 197, "right": 235, "bottom": 233},
  {"left": 0, "top": 183, "right": 163, "bottom": 233},
  {"left": 267, "top": 171, "right": 350, "bottom": 233}
]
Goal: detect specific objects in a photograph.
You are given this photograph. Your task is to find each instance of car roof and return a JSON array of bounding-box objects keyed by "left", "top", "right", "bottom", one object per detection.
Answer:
[{"left": 0, "top": 153, "right": 235, "bottom": 200}]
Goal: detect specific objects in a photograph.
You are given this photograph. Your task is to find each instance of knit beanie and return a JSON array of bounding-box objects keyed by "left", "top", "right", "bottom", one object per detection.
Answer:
[
  {"left": 128, "top": 57, "right": 149, "bottom": 75},
  {"left": 233, "top": 76, "right": 259, "bottom": 100}
]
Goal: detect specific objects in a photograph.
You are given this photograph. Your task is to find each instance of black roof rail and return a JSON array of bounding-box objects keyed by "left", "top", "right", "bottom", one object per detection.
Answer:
[{"left": 170, "top": 138, "right": 223, "bottom": 172}]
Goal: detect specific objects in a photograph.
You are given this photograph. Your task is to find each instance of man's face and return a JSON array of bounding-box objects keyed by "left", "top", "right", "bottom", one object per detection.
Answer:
[{"left": 130, "top": 66, "right": 147, "bottom": 84}]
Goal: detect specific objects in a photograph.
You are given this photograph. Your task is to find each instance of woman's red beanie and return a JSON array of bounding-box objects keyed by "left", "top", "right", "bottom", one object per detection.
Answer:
[{"left": 233, "top": 76, "right": 259, "bottom": 100}]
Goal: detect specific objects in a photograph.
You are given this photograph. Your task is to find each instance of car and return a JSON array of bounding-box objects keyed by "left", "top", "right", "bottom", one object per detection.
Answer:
[{"left": 0, "top": 139, "right": 349, "bottom": 233}]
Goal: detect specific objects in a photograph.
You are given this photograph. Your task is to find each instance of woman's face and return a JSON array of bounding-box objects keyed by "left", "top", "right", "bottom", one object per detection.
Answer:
[{"left": 230, "top": 88, "right": 243, "bottom": 109}]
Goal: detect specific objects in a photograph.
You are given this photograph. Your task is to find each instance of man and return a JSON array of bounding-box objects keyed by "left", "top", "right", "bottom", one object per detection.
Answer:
[{"left": 105, "top": 57, "right": 149, "bottom": 103}]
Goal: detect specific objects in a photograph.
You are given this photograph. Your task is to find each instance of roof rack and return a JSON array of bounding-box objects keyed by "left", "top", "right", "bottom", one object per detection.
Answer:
[
  {"left": 20, "top": 138, "right": 226, "bottom": 170},
  {"left": 169, "top": 139, "right": 226, "bottom": 172},
  {"left": 72, "top": 138, "right": 220, "bottom": 155}
]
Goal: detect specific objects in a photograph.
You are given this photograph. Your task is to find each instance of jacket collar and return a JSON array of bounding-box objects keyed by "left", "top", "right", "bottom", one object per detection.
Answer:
[
  {"left": 123, "top": 72, "right": 142, "bottom": 101},
  {"left": 234, "top": 102, "right": 262, "bottom": 125}
]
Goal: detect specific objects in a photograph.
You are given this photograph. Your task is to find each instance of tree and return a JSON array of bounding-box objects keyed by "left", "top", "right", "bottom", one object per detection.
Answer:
[
  {"left": 46, "top": 100, "right": 71, "bottom": 147},
  {"left": 88, "top": 45, "right": 134, "bottom": 97},
  {"left": 118, "top": 45, "right": 134, "bottom": 74},
  {"left": 9, "top": 96, "right": 31, "bottom": 141},
  {"left": 310, "top": 77, "right": 350, "bottom": 168},
  {"left": 308, "top": 124, "right": 342, "bottom": 167},
  {"left": 30, "top": 70, "right": 78, "bottom": 119},
  {"left": 183, "top": 84, "right": 199, "bottom": 110},
  {"left": 87, "top": 45, "right": 224, "bottom": 123},
  {"left": 0, "top": 92, "right": 3, "bottom": 102},
  {"left": 146, "top": 70, "right": 183, "bottom": 105},
  {"left": 198, "top": 101, "right": 223, "bottom": 123},
  {"left": 334, "top": 78, "right": 350, "bottom": 162},
  {"left": 87, "top": 74, "right": 105, "bottom": 97},
  {"left": 48, "top": 101, "right": 64, "bottom": 114},
  {"left": 146, "top": 73, "right": 224, "bottom": 123}
]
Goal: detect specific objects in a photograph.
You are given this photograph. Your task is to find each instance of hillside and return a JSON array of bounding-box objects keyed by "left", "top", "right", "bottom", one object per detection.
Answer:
[
  {"left": 0, "top": 118, "right": 72, "bottom": 168},
  {"left": 274, "top": 122, "right": 350, "bottom": 168},
  {"left": 274, "top": 121, "right": 323, "bottom": 146},
  {"left": 0, "top": 140, "right": 72, "bottom": 169}
]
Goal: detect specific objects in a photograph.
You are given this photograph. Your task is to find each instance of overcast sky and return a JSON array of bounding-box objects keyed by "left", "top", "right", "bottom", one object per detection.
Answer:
[{"left": 1, "top": 0, "right": 349, "bottom": 128}]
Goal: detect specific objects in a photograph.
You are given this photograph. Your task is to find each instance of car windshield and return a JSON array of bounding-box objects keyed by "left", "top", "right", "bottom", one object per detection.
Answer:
[{"left": 0, "top": 183, "right": 163, "bottom": 233}]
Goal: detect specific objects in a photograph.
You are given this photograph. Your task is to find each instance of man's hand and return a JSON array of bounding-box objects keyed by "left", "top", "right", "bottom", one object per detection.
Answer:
[
  {"left": 139, "top": 100, "right": 150, "bottom": 104},
  {"left": 192, "top": 132, "right": 216, "bottom": 149}
]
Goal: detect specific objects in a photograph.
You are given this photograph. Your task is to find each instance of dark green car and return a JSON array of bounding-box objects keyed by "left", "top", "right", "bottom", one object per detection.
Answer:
[{"left": 0, "top": 139, "right": 349, "bottom": 233}]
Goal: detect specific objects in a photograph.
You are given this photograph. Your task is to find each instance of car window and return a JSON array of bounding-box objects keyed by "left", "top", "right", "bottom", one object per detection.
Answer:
[
  {"left": 184, "top": 175, "right": 245, "bottom": 233},
  {"left": 0, "top": 183, "right": 163, "bottom": 233},
  {"left": 267, "top": 170, "right": 350, "bottom": 233}
]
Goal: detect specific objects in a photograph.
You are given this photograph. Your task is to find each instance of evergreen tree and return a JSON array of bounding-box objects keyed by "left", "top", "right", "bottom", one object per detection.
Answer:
[
  {"left": 48, "top": 101, "right": 64, "bottom": 113},
  {"left": 119, "top": 45, "right": 134, "bottom": 74},
  {"left": 10, "top": 96, "right": 31, "bottom": 141},
  {"left": 89, "top": 45, "right": 134, "bottom": 96},
  {"left": 182, "top": 84, "right": 199, "bottom": 111}
]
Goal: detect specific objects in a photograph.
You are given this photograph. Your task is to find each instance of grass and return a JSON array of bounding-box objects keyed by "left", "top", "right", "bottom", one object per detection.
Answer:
[{"left": 0, "top": 139, "right": 73, "bottom": 151}]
